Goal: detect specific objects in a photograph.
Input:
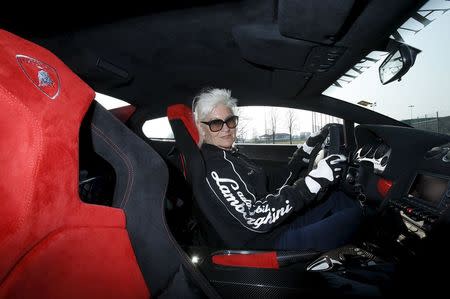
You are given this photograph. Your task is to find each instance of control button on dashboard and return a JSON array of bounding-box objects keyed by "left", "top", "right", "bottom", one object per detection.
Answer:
[
  {"left": 443, "top": 151, "right": 450, "bottom": 162},
  {"left": 424, "top": 146, "right": 443, "bottom": 159},
  {"left": 409, "top": 226, "right": 418, "bottom": 233}
]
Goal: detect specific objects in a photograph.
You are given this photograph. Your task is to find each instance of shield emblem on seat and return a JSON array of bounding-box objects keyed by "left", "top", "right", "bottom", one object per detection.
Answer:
[{"left": 16, "top": 55, "right": 61, "bottom": 100}]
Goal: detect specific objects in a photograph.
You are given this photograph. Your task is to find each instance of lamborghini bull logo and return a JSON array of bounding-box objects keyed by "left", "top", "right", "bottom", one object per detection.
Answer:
[{"left": 16, "top": 55, "right": 60, "bottom": 100}]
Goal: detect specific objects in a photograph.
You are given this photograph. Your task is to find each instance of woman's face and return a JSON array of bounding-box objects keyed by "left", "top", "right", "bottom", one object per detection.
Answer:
[{"left": 200, "top": 104, "right": 237, "bottom": 150}]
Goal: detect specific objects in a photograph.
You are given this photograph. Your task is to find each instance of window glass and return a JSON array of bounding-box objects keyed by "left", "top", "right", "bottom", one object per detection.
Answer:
[
  {"left": 142, "top": 117, "right": 174, "bottom": 140},
  {"left": 236, "top": 106, "right": 342, "bottom": 145},
  {"left": 95, "top": 92, "right": 130, "bottom": 109},
  {"left": 323, "top": 0, "right": 450, "bottom": 135},
  {"left": 141, "top": 106, "right": 342, "bottom": 143}
]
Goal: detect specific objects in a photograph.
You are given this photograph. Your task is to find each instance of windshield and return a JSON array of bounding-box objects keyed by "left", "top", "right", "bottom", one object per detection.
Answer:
[{"left": 323, "top": 0, "right": 450, "bottom": 134}]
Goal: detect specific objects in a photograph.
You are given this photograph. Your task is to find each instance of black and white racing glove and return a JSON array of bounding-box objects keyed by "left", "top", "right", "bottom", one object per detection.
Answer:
[
  {"left": 292, "top": 154, "right": 347, "bottom": 208},
  {"left": 288, "top": 124, "right": 330, "bottom": 168},
  {"left": 304, "top": 154, "right": 347, "bottom": 194}
]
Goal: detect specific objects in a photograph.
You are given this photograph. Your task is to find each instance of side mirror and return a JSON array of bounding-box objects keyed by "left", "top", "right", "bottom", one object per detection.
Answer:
[{"left": 379, "top": 43, "right": 421, "bottom": 85}]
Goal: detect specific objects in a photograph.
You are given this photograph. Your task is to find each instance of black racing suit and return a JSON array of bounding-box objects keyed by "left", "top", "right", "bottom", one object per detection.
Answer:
[{"left": 201, "top": 143, "right": 315, "bottom": 248}]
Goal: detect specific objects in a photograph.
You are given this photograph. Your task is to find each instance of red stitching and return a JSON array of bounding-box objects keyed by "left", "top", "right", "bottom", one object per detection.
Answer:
[
  {"left": 91, "top": 124, "right": 134, "bottom": 209},
  {"left": 179, "top": 153, "right": 187, "bottom": 179},
  {"left": 0, "top": 85, "right": 43, "bottom": 243},
  {"left": 0, "top": 85, "right": 43, "bottom": 284}
]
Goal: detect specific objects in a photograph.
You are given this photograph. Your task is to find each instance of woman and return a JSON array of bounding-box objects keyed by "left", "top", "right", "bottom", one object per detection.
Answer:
[{"left": 193, "top": 88, "right": 362, "bottom": 251}]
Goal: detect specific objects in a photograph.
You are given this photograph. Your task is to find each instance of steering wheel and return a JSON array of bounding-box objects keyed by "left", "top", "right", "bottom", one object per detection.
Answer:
[
  {"left": 307, "top": 124, "right": 346, "bottom": 200},
  {"left": 307, "top": 123, "right": 345, "bottom": 172}
]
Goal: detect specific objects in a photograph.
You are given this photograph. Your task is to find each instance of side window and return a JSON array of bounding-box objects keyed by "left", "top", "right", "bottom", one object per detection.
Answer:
[
  {"left": 140, "top": 106, "right": 342, "bottom": 143},
  {"left": 236, "top": 106, "right": 342, "bottom": 145},
  {"left": 95, "top": 92, "right": 130, "bottom": 109},
  {"left": 142, "top": 117, "right": 174, "bottom": 140}
]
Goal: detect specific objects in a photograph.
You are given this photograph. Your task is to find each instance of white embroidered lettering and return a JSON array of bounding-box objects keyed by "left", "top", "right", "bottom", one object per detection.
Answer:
[
  {"left": 211, "top": 171, "right": 239, "bottom": 190},
  {"left": 211, "top": 170, "right": 293, "bottom": 230}
]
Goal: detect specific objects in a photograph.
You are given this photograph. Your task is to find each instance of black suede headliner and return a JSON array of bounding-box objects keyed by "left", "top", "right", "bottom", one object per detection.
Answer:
[{"left": 0, "top": 0, "right": 425, "bottom": 121}]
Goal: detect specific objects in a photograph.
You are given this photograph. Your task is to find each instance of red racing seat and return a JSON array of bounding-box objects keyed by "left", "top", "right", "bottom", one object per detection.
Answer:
[{"left": 0, "top": 30, "right": 148, "bottom": 299}]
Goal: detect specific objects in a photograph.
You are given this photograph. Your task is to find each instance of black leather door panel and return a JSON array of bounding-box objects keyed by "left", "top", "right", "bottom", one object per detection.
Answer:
[
  {"left": 236, "top": 144, "right": 297, "bottom": 162},
  {"left": 236, "top": 143, "right": 297, "bottom": 171},
  {"left": 150, "top": 141, "right": 299, "bottom": 176}
]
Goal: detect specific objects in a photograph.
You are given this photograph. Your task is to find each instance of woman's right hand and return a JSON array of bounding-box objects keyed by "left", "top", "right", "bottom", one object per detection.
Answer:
[{"left": 304, "top": 154, "right": 347, "bottom": 194}]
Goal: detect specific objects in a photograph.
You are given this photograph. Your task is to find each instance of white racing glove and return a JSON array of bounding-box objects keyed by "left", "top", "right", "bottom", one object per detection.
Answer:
[
  {"left": 288, "top": 124, "right": 330, "bottom": 167},
  {"left": 304, "top": 154, "right": 347, "bottom": 194}
]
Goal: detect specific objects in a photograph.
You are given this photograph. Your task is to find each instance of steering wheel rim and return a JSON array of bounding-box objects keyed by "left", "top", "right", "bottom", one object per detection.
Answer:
[
  {"left": 306, "top": 124, "right": 346, "bottom": 200},
  {"left": 307, "top": 123, "right": 344, "bottom": 172}
]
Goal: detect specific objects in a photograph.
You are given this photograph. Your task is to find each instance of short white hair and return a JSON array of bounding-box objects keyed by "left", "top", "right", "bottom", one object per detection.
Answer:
[{"left": 193, "top": 88, "right": 237, "bottom": 121}]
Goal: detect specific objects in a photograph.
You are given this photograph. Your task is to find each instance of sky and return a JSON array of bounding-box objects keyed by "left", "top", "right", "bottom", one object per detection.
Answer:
[{"left": 96, "top": 0, "right": 450, "bottom": 139}]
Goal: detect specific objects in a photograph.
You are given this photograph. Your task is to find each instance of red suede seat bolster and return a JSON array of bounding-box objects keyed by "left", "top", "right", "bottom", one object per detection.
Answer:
[
  {"left": 0, "top": 227, "right": 149, "bottom": 299},
  {"left": 167, "top": 104, "right": 199, "bottom": 144}
]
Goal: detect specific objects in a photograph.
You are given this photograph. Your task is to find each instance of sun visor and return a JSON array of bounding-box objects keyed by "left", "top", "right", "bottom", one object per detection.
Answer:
[
  {"left": 232, "top": 24, "right": 346, "bottom": 96},
  {"left": 278, "top": 0, "right": 356, "bottom": 44},
  {"left": 232, "top": 24, "right": 315, "bottom": 71}
]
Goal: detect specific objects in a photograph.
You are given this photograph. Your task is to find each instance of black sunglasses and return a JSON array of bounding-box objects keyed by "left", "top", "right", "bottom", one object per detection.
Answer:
[{"left": 201, "top": 115, "right": 239, "bottom": 132}]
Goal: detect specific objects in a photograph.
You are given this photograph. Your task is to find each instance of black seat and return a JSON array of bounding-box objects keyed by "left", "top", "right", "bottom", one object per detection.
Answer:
[
  {"left": 81, "top": 102, "right": 220, "bottom": 298},
  {"left": 167, "top": 104, "right": 324, "bottom": 253},
  {"left": 167, "top": 104, "right": 226, "bottom": 247}
]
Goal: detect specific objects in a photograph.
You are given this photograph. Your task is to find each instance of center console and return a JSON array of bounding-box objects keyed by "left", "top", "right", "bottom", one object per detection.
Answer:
[
  {"left": 304, "top": 171, "right": 450, "bottom": 296},
  {"left": 306, "top": 244, "right": 381, "bottom": 272},
  {"left": 388, "top": 172, "right": 450, "bottom": 240}
]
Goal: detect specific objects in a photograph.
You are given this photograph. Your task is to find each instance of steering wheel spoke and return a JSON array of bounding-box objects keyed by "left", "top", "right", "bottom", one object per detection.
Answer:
[{"left": 307, "top": 124, "right": 347, "bottom": 200}]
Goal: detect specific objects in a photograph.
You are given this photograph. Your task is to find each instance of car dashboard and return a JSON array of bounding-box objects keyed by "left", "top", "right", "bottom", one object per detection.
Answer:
[
  {"left": 298, "top": 124, "right": 450, "bottom": 296},
  {"left": 347, "top": 124, "right": 450, "bottom": 250}
]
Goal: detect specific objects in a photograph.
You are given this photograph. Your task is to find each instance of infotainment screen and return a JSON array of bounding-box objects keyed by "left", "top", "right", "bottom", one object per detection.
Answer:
[{"left": 408, "top": 174, "right": 449, "bottom": 207}]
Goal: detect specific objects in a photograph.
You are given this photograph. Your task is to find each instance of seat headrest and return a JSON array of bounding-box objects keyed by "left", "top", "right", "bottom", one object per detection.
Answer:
[
  {"left": 167, "top": 104, "right": 200, "bottom": 145},
  {"left": 0, "top": 29, "right": 95, "bottom": 277}
]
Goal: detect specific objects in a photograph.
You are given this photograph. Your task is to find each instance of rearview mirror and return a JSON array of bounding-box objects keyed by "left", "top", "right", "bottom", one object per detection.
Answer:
[{"left": 379, "top": 43, "right": 421, "bottom": 85}]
